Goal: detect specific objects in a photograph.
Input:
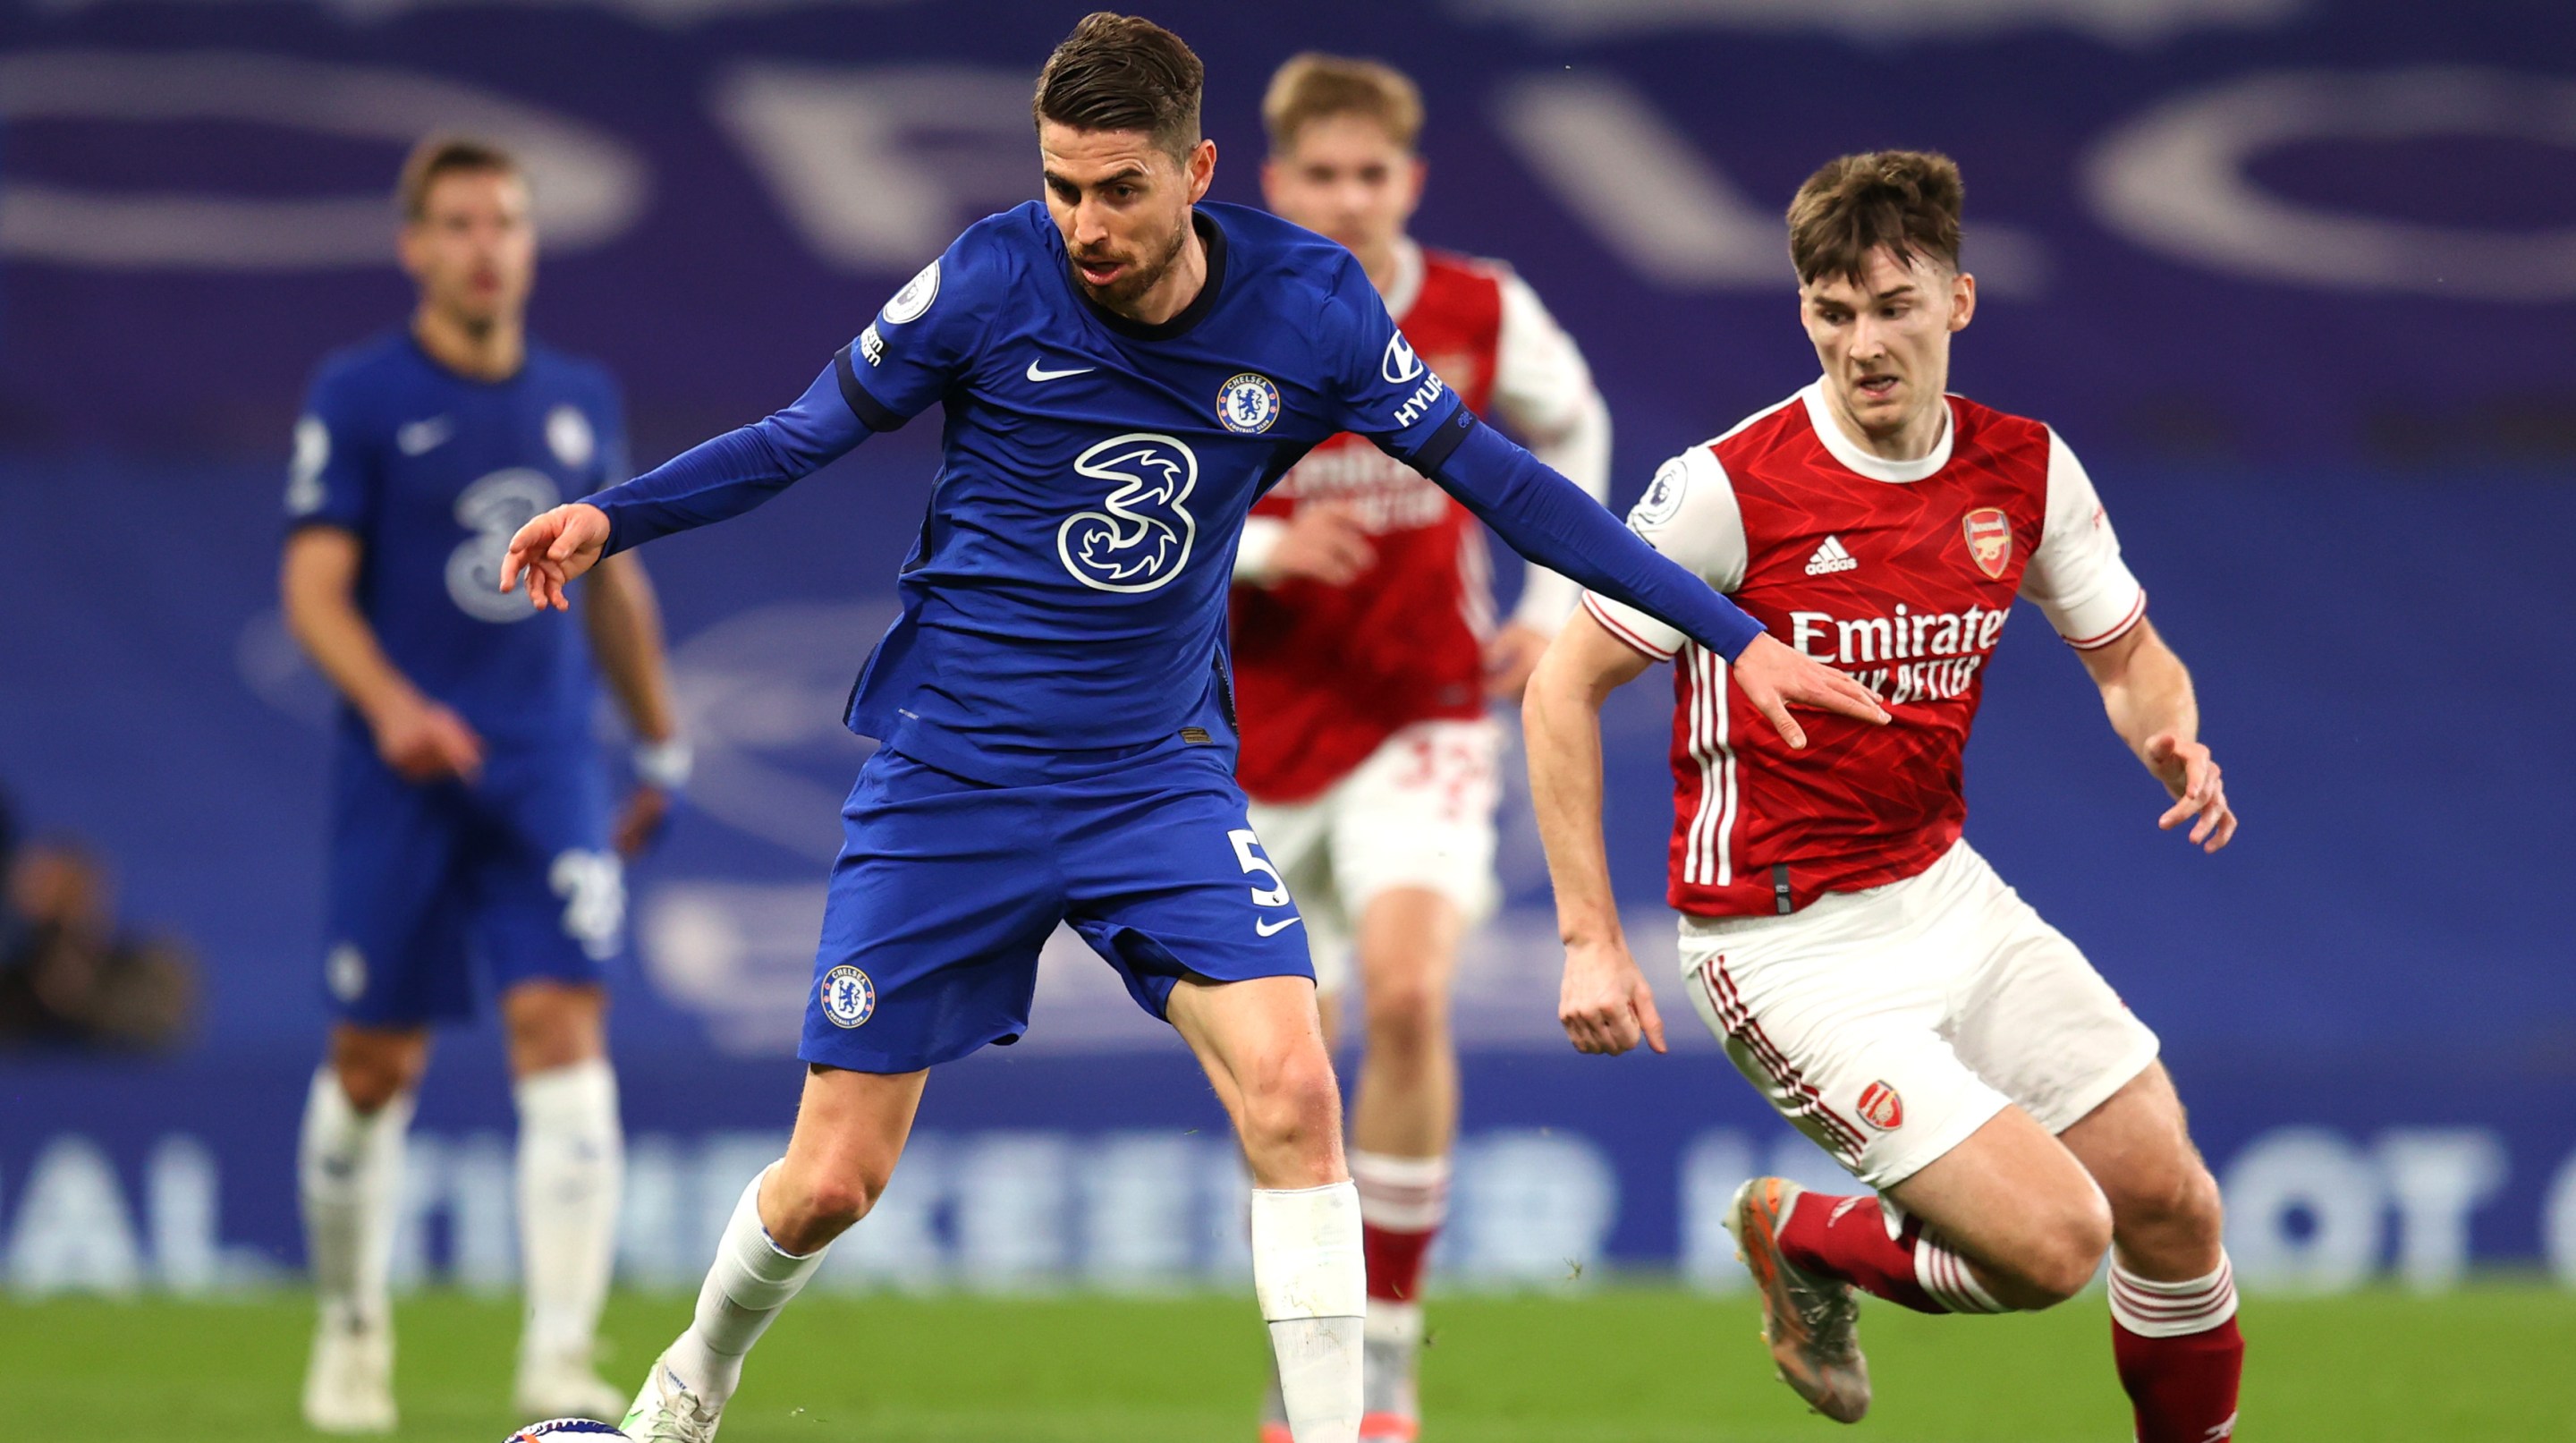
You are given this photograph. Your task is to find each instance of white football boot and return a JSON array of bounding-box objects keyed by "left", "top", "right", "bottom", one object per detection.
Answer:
[
  {"left": 1358, "top": 1304, "right": 1423, "bottom": 1442},
  {"left": 621, "top": 1350, "right": 726, "bottom": 1443},
  {"left": 515, "top": 1343, "right": 631, "bottom": 1424},
  {"left": 301, "top": 1317, "right": 397, "bottom": 1434}
]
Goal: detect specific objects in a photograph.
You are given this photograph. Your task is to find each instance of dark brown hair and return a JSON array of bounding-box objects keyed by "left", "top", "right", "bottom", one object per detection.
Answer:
[
  {"left": 396, "top": 135, "right": 522, "bottom": 222},
  {"left": 1262, "top": 53, "right": 1423, "bottom": 155},
  {"left": 1786, "top": 150, "right": 1963, "bottom": 288},
  {"left": 1032, "top": 13, "right": 1204, "bottom": 162}
]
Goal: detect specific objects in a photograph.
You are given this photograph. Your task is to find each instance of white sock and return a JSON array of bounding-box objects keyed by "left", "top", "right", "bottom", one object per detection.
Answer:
[
  {"left": 664, "top": 1166, "right": 827, "bottom": 1406},
  {"left": 514, "top": 1057, "right": 623, "bottom": 1367},
  {"left": 1252, "top": 1182, "right": 1366, "bottom": 1443},
  {"left": 1914, "top": 1230, "right": 2012, "bottom": 1314},
  {"left": 298, "top": 1066, "right": 414, "bottom": 1337},
  {"left": 2110, "top": 1252, "right": 2238, "bottom": 1337}
]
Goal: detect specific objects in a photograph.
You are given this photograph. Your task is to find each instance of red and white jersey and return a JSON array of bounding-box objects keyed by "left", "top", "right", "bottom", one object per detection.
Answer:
[
  {"left": 1232, "top": 239, "right": 1609, "bottom": 803},
  {"left": 1584, "top": 383, "right": 2146, "bottom": 917}
]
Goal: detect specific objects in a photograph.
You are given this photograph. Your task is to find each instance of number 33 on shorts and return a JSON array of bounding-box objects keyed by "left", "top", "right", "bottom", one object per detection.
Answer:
[{"left": 1228, "top": 828, "right": 1301, "bottom": 936}]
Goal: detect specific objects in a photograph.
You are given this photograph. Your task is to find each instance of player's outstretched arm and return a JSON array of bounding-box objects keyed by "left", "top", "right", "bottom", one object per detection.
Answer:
[
  {"left": 504, "top": 361, "right": 874, "bottom": 614},
  {"left": 1417, "top": 417, "right": 1888, "bottom": 744},
  {"left": 1524, "top": 610, "right": 1665, "bottom": 1057},
  {"left": 2076, "top": 617, "right": 2237, "bottom": 852}
]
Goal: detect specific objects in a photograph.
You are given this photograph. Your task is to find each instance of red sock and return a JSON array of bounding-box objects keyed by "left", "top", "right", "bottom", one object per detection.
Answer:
[
  {"left": 1352, "top": 1151, "right": 1448, "bottom": 1305},
  {"left": 1775, "top": 1193, "right": 1948, "bottom": 1313},
  {"left": 2111, "top": 1258, "right": 2243, "bottom": 1442},
  {"left": 1361, "top": 1220, "right": 1436, "bottom": 1304}
]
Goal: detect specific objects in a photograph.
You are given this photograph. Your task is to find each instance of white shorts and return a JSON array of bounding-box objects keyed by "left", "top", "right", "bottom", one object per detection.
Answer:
[
  {"left": 1677, "top": 839, "right": 2158, "bottom": 1191},
  {"left": 1246, "top": 718, "right": 1502, "bottom": 996}
]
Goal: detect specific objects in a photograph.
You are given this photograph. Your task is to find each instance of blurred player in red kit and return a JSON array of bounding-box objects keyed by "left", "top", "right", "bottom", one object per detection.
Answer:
[
  {"left": 1234, "top": 54, "right": 1612, "bottom": 1443},
  {"left": 1524, "top": 151, "right": 2244, "bottom": 1441}
]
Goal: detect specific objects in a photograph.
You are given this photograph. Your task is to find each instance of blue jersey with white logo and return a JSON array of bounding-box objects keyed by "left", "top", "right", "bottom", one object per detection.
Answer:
[
  {"left": 288, "top": 331, "right": 629, "bottom": 752},
  {"left": 833, "top": 202, "right": 1467, "bottom": 782},
  {"left": 588, "top": 200, "right": 1764, "bottom": 785}
]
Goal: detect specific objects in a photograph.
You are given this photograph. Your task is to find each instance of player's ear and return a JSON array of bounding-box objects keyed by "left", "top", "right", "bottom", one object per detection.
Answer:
[
  {"left": 1186, "top": 138, "right": 1216, "bottom": 204},
  {"left": 394, "top": 222, "right": 429, "bottom": 284},
  {"left": 1948, "top": 269, "right": 1977, "bottom": 333}
]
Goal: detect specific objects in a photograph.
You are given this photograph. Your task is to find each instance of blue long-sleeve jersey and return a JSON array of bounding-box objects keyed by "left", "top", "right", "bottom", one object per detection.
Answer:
[{"left": 585, "top": 201, "right": 1762, "bottom": 785}]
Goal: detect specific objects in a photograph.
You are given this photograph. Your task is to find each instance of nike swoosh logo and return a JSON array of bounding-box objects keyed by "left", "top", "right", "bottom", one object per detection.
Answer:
[
  {"left": 1026, "top": 361, "right": 1095, "bottom": 382},
  {"left": 1255, "top": 915, "right": 1303, "bottom": 937}
]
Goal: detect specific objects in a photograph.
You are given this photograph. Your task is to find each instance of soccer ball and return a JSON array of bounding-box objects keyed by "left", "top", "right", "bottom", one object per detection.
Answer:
[{"left": 505, "top": 1421, "right": 630, "bottom": 1442}]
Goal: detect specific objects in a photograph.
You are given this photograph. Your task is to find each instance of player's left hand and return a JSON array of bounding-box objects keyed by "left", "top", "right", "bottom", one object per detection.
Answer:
[
  {"left": 613, "top": 784, "right": 674, "bottom": 859},
  {"left": 2143, "top": 732, "right": 2237, "bottom": 853},
  {"left": 1482, "top": 622, "right": 1553, "bottom": 701},
  {"left": 499, "top": 503, "right": 611, "bottom": 610},
  {"left": 1559, "top": 936, "right": 1667, "bottom": 1057},
  {"left": 1728, "top": 633, "right": 1891, "bottom": 749}
]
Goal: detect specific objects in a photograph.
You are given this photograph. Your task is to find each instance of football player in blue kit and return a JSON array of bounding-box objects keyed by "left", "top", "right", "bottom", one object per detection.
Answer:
[
  {"left": 500, "top": 17, "right": 1886, "bottom": 1443},
  {"left": 282, "top": 137, "right": 687, "bottom": 1432}
]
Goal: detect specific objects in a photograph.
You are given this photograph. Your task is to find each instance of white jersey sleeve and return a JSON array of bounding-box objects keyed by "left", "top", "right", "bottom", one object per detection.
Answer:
[
  {"left": 2020, "top": 428, "right": 2148, "bottom": 649},
  {"left": 1578, "top": 444, "right": 1745, "bottom": 660},
  {"left": 1487, "top": 270, "right": 1613, "bottom": 632}
]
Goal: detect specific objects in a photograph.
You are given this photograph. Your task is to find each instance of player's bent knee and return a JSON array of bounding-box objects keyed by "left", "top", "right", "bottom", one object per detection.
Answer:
[
  {"left": 1235, "top": 1048, "right": 1343, "bottom": 1176},
  {"left": 328, "top": 1032, "right": 425, "bottom": 1112}
]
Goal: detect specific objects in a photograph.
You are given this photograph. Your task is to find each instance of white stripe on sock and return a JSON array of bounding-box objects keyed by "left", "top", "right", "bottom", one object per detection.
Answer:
[
  {"left": 1350, "top": 1150, "right": 1451, "bottom": 1233},
  {"left": 1914, "top": 1234, "right": 2011, "bottom": 1314},
  {"left": 2109, "top": 1254, "right": 2238, "bottom": 1338}
]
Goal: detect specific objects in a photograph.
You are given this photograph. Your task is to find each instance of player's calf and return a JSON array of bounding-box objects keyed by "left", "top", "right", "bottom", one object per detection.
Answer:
[{"left": 2063, "top": 1069, "right": 2240, "bottom": 1443}]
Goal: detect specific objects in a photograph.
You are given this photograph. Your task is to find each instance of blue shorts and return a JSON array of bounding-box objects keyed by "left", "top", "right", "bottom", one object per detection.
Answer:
[
  {"left": 800, "top": 746, "right": 1313, "bottom": 1073},
  {"left": 321, "top": 738, "right": 623, "bottom": 1029}
]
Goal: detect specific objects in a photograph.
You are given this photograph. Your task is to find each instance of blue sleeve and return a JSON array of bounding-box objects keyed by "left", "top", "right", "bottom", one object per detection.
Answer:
[
  {"left": 283, "top": 366, "right": 376, "bottom": 534},
  {"left": 581, "top": 361, "right": 869, "bottom": 556},
  {"left": 833, "top": 225, "right": 1010, "bottom": 432},
  {"left": 1318, "top": 252, "right": 1469, "bottom": 460},
  {"left": 1422, "top": 414, "right": 1767, "bottom": 662}
]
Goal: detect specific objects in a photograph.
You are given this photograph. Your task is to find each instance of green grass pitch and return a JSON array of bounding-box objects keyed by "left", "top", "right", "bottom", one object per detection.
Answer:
[{"left": 4, "top": 1283, "right": 2568, "bottom": 1440}]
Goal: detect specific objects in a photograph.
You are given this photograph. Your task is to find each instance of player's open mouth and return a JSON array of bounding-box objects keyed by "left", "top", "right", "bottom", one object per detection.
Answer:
[
  {"left": 1855, "top": 374, "right": 1899, "bottom": 400},
  {"left": 1075, "top": 258, "right": 1124, "bottom": 286}
]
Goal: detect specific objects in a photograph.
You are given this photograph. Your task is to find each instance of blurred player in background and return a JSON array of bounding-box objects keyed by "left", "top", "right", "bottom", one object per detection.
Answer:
[
  {"left": 1524, "top": 152, "right": 2243, "bottom": 1442},
  {"left": 281, "top": 137, "right": 686, "bottom": 1432},
  {"left": 496, "top": 16, "right": 1878, "bottom": 1442},
  {"left": 1235, "top": 54, "right": 1611, "bottom": 1443}
]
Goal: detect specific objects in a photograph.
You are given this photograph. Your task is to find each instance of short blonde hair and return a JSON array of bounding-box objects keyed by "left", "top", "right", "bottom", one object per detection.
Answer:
[{"left": 1261, "top": 53, "right": 1423, "bottom": 155}]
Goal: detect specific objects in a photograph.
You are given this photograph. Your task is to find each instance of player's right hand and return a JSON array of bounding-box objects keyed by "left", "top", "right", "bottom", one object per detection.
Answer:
[
  {"left": 371, "top": 695, "right": 485, "bottom": 783},
  {"left": 500, "top": 503, "right": 612, "bottom": 611},
  {"left": 1728, "top": 632, "right": 1890, "bottom": 750},
  {"left": 1267, "top": 502, "right": 1375, "bottom": 586},
  {"left": 1559, "top": 936, "right": 1666, "bottom": 1056}
]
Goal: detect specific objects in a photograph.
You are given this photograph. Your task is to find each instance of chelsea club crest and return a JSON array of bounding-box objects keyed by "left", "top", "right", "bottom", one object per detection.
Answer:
[
  {"left": 819, "top": 964, "right": 876, "bottom": 1029},
  {"left": 1216, "top": 372, "right": 1281, "bottom": 435}
]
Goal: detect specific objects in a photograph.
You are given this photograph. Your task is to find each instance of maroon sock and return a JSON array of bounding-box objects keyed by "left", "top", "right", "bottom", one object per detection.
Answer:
[
  {"left": 2114, "top": 1316, "right": 2243, "bottom": 1441},
  {"left": 1361, "top": 1220, "right": 1436, "bottom": 1304},
  {"left": 1774, "top": 1192, "right": 1946, "bottom": 1313},
  {"left": 2112, "top": 1257, "right": 2243, "bottom": 1443}
]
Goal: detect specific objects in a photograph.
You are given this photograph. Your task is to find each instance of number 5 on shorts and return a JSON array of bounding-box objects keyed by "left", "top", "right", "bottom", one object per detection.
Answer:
[{"left": 1228, "top": 828, "right": 1291, "bottom": 909}]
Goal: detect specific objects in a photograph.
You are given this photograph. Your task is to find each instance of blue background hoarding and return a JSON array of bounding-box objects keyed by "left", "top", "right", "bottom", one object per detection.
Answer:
[{"left": 0, "top": 0, "right": 2569, "bottom": 1292}]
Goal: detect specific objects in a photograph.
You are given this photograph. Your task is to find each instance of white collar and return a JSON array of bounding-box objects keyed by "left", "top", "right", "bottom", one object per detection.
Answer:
[
  {"left": 1800, "top": 380, "right": 1954, "bottom": 484},
  {"left": 1380, "top": 236, "right": 1426, "bottom": 321}
]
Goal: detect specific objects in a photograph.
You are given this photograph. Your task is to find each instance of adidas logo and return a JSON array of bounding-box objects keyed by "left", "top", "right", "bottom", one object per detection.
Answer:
[{"left": 1804, "top": 535, "right": 1858, "bottom": 575}]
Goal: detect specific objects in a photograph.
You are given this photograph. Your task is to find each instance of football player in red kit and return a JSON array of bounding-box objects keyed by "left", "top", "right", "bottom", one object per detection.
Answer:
[
  {"left": 1235, "top": 55, "right": 1614, "bottom": 1443},
  {"left": 1524, "top": 151, "right": 2243, "bottom": 1441}
]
